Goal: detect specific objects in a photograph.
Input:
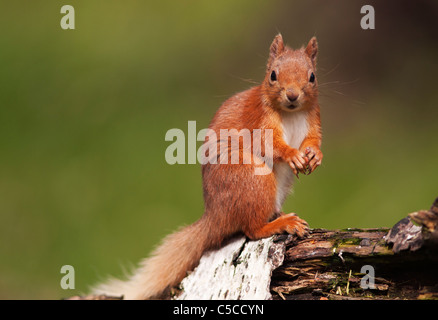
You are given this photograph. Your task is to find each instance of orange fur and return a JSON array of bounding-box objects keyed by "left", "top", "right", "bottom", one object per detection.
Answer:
[{"left": 93, "top": 34, "right": 322, "bottom": 299}]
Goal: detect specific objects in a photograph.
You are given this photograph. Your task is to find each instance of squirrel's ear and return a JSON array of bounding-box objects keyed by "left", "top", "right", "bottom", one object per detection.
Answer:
[
  {"left": 268, "top": 34, "right": 284, "bottom": 68},
  {"left": 305, "top": 37, "right": 318, "bottom": 65}
]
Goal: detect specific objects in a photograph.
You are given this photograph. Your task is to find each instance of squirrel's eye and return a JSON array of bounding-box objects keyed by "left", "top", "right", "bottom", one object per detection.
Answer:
[
  {"left": 309, "top": 72, "right": 315, "bottom": 83},
  {"left": 270, "top": 70, "right": 277, "bottom": 82}
]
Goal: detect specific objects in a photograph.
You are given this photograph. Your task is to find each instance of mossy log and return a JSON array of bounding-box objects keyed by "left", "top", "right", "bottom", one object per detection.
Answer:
[
  {"left": 68, "top": 198, "right": 438, "bottom": 300},
  {"left": 271, "top": 229, "right": 437, "bottom": 300},
  {"left": 270, "top": 198, "right": 438, "bottom": 300}
]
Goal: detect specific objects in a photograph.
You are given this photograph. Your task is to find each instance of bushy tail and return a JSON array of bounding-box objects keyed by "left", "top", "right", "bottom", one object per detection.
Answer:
[{"left": 93, "top": 217, "right": 217, "bottom": 299}]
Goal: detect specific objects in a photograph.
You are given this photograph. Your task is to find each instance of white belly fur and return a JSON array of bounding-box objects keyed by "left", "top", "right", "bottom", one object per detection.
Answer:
[{"left": 274, "top": 111, "right": 309, "bottom": 212}]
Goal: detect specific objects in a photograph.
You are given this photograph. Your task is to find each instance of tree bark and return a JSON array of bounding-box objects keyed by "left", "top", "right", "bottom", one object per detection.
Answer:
[
  {"left": 271, "top": 229, "right": 437, "bottom": 300},
  {"left": 269, "top": 198, "right": 438, "bottom": 300}
]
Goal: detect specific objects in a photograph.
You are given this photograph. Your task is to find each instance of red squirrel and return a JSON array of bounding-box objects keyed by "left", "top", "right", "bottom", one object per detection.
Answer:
[{"left": 94, "top": 34, "right": 323, "bottom": 299}]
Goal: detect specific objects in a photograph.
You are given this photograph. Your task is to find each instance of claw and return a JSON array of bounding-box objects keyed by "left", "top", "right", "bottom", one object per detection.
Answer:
[
  {"left": 307, "top": 152, "right": 315, "bottom": 162},
  {"left": 288, "top": 161, "right": 299, "bottom": 178}
]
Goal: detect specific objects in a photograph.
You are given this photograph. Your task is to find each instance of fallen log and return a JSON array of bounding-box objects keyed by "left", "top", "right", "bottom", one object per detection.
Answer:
[
  {"left": 68, "top": 197, "right": 438, "bottom": 300},
  {"left": 177, "top": 197, "right": 438, "bottom": 300},
  {"left": 271, "top": 226, "right": 438, "bottom": 300}
]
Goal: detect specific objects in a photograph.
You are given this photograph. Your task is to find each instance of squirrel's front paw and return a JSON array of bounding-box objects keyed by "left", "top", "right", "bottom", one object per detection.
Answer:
[
  {"left": 283, "top": 148, "right": 306, "bottom": 177},
  {"left": 303, "top": 146, "right": 323, "bottom": 174},
  {"left": 283, "top": 213, "right": 309, "bottom": 238}
]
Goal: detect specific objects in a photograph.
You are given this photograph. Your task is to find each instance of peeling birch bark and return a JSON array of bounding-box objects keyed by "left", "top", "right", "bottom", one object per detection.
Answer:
[{"left": 175, "top": 235, "right": 286, "bottom": 300}]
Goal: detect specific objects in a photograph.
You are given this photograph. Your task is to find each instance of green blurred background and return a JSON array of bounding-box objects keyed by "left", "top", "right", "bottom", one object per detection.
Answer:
[{"left": 0, "top": 0, "right": 437, "bottom": 299}]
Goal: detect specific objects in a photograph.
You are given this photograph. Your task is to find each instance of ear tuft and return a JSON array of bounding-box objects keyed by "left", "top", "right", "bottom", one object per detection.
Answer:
[
  {"left": 268, "top": 34, "right": 285, "bottom": 68},
  {"left": 305, "top": 37, "right": 318, "bottom": 64}
]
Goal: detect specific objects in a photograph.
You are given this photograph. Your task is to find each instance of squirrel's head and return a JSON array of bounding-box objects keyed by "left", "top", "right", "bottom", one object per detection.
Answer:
[{"left": 262, "top": 34, "right": 318, "bottom": 112}]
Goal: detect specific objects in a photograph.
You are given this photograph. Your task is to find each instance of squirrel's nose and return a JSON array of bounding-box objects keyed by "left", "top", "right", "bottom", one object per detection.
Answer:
[{"left": 286, "top": 89, "right": 299, "bottom": 102}]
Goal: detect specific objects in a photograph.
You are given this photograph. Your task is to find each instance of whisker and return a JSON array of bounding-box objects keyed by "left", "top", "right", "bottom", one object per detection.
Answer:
[
  {"left": 318, "top": 63, "right": 340, "bottom": 78},
  {"left": 227, "top": 74, "right": 259, "bottom": 85}
]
